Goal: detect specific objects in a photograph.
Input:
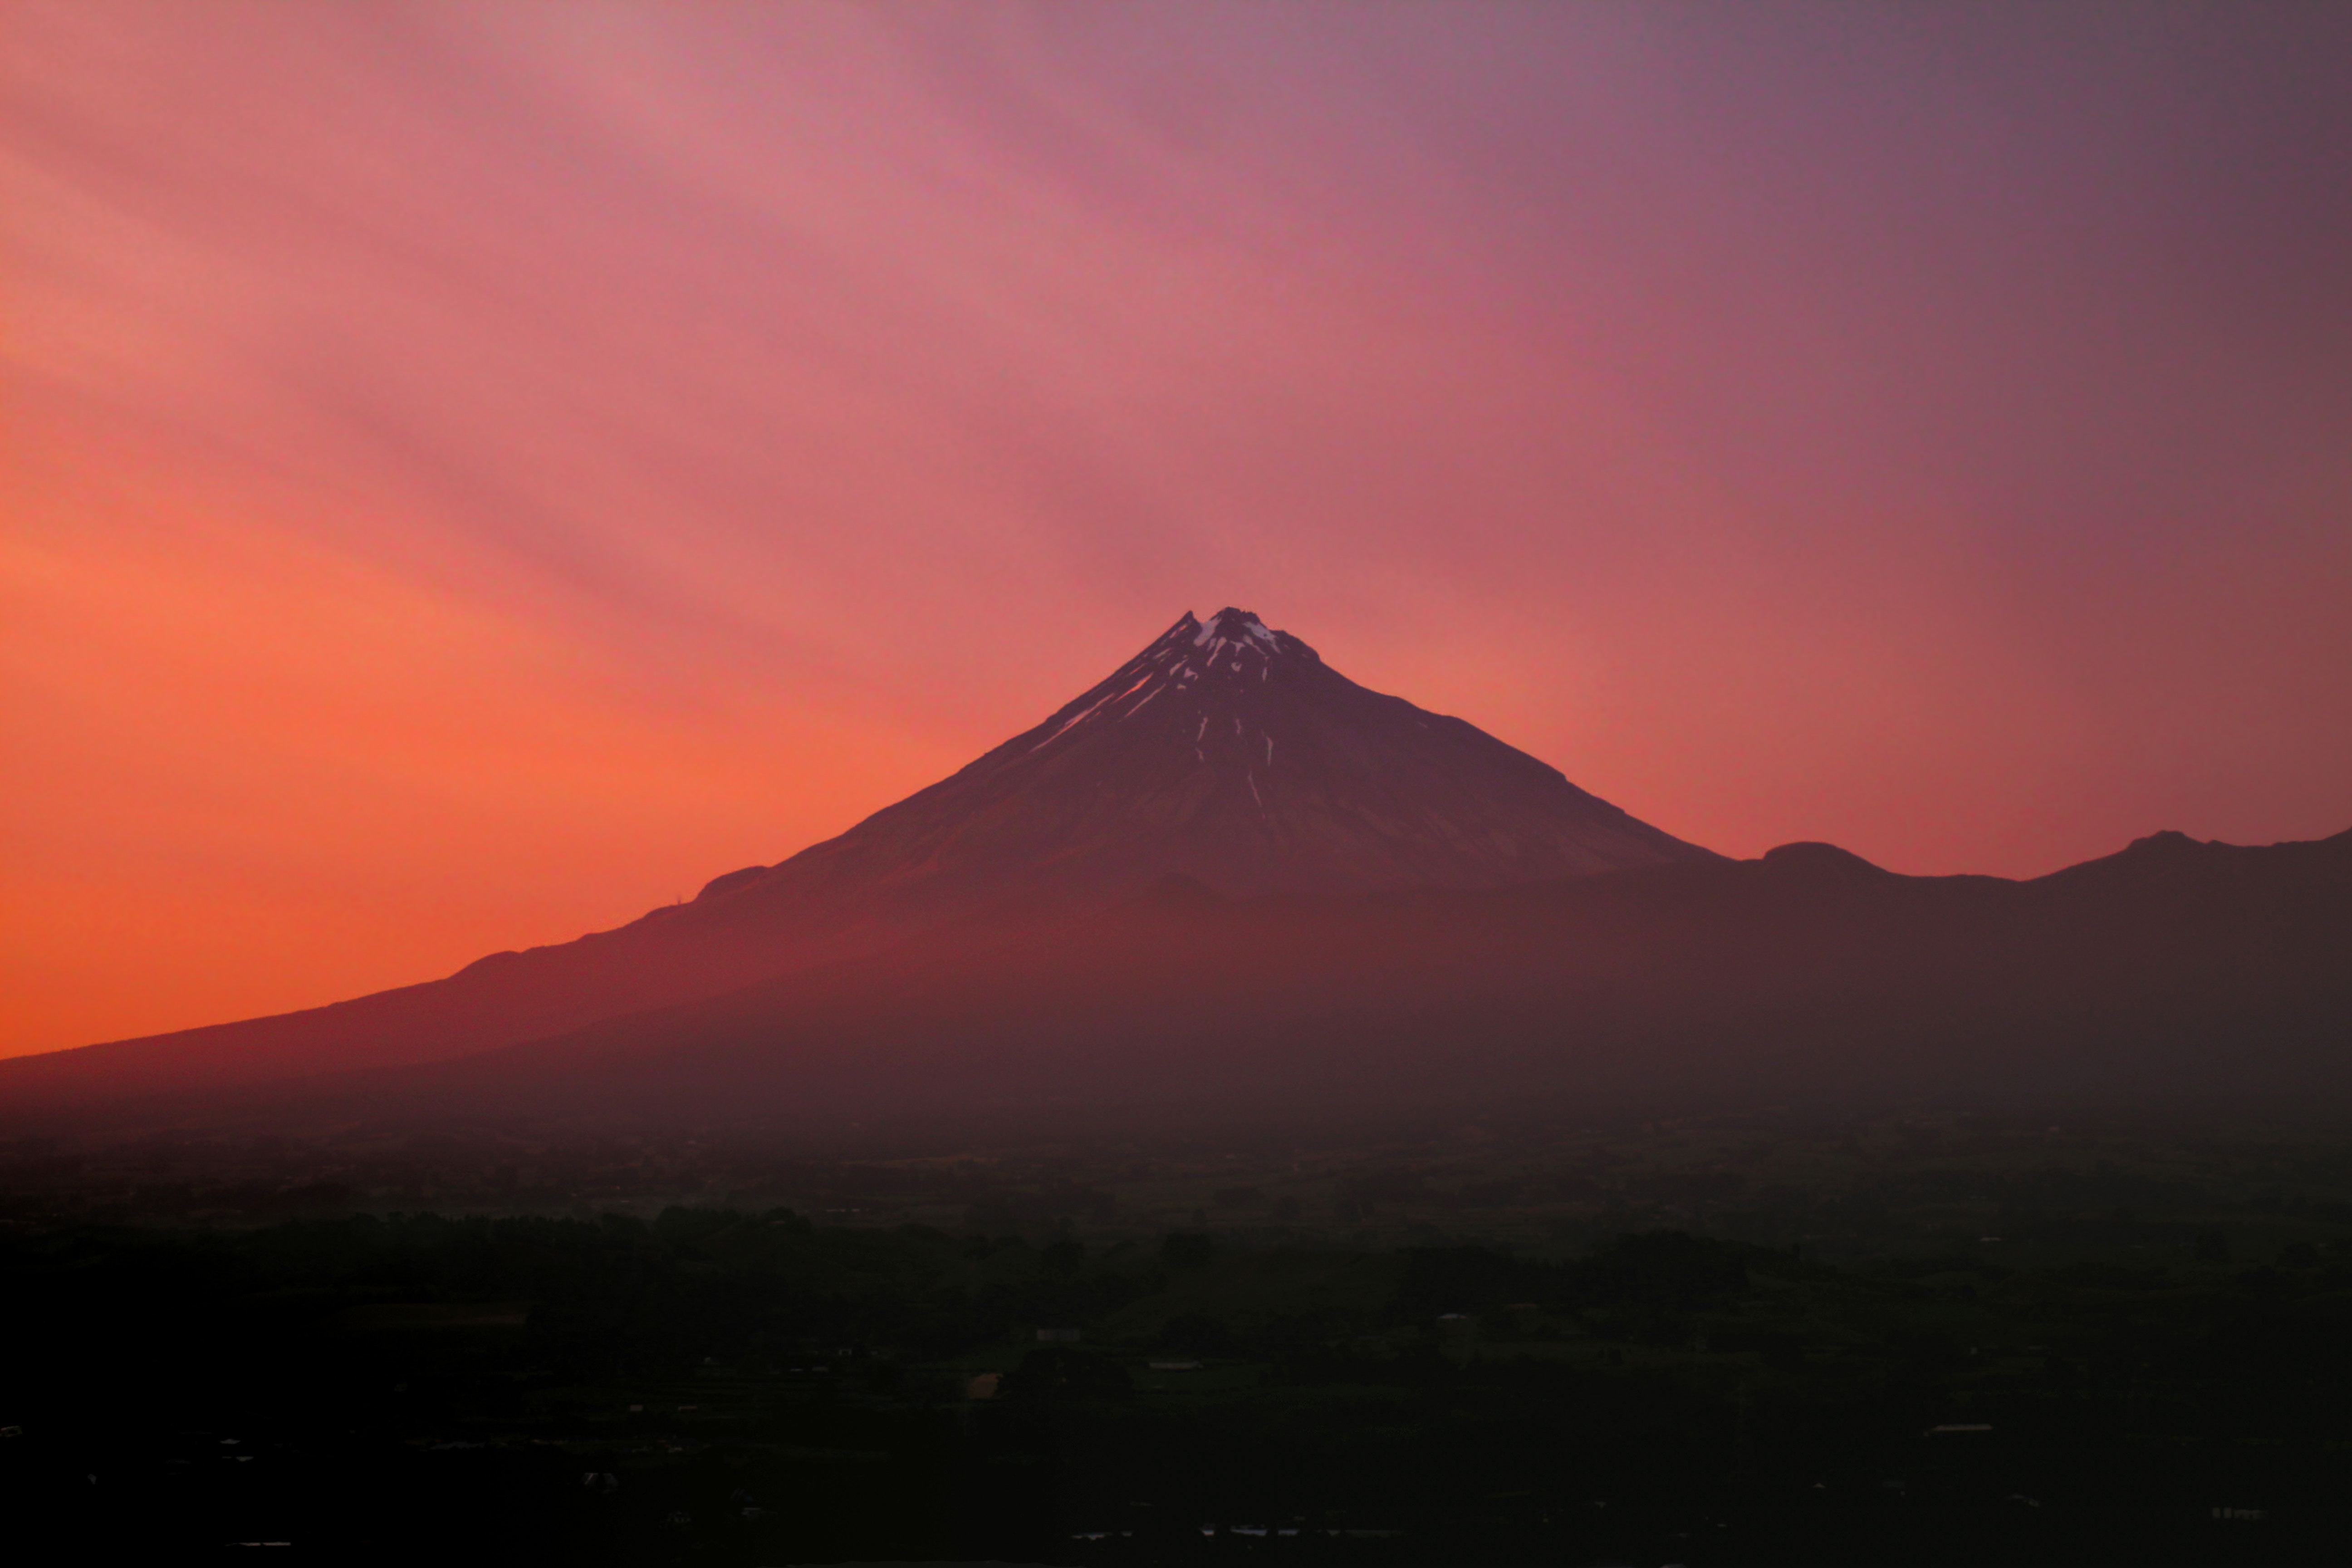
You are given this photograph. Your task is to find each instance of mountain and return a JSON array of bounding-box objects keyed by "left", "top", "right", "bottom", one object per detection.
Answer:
[
  {"left": 22, "top": 824, "right": 2350, "bottom": 1138},
  {"left": 697, "top": 607, "right": 1715, "bottom": 908},
  {"left": 1, "top": 608, "right": 1715, "bottom": 1106}
]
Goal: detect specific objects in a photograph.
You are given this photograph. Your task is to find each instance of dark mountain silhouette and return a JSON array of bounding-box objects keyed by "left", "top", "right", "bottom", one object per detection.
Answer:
[
  {"left": 701, "top": 606, "right": 1716, "bottom": 903},
  {"left": 13, "top": 825, "right": 2349, "bottom": 1136},
  {"left": 1, "top": 608, "right": 1715, "bottom": 1105}
]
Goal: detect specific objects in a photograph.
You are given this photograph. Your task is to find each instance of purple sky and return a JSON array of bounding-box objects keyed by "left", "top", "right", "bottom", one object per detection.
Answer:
[{"left": 5, "top": 2, "right": 2349, "bottom": 1053}]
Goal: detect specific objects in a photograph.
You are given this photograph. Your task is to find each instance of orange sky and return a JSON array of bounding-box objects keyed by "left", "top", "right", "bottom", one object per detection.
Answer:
[{"left": 5, "top": 3, "right": 2350, "bottom": 1058}]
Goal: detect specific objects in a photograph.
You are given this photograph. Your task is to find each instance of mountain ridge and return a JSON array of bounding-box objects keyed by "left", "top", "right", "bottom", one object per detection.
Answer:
[{"left": 11, "top": 823, "right": 2345, "bottom": 1134}]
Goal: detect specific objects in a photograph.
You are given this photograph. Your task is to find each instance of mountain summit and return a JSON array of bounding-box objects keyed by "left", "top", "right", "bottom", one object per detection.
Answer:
[
  {"left": 696, "top": 607, "right": 1716, "bottom": 915},
  {"left": 6, "top": 607, "right": 1715, "bottom": 1102}
]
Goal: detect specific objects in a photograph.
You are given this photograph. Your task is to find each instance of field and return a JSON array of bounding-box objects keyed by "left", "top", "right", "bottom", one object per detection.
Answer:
[{"left": 5, "top": 1109, "right": 2352, "bottom": 1563}]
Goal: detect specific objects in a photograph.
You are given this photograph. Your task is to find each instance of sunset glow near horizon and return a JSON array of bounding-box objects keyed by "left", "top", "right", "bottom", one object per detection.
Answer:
[{"left": 4, "top": 3, "right": 2350, "bottom": 1057}]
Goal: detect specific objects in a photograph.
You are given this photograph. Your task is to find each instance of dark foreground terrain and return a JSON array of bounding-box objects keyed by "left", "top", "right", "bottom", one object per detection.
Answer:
[{"left": 7, "top": 1111, "right": 2352, "bottom": 1565}]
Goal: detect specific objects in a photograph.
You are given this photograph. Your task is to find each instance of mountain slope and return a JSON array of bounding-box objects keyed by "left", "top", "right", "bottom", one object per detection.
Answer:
[
  {"left": 2, "top": 608, "right": 1713, "bottom": 1104},
  {"left": 442, "top": 823, "right": 2352, "bottom": 1126},
  {"left": 698, "top": 607, "right": 1715, "bottom": 913},
  {"left": 27, "top": 825, "right": 2349, "bottom": 1137}
]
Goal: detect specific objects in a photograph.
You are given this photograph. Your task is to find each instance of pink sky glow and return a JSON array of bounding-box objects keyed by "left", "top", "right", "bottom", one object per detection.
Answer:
[{"left": 5, "top": 2, "right": 2350, "bottom": 1055}]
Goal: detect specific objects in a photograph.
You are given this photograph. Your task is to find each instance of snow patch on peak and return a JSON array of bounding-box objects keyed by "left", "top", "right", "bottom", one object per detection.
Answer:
[
  {"left": 1196, "top": 606, "right": 1277, "bottom": 646},
  {"left": 1028, "top": 671, "right": 1154, "bottom": 752}
]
